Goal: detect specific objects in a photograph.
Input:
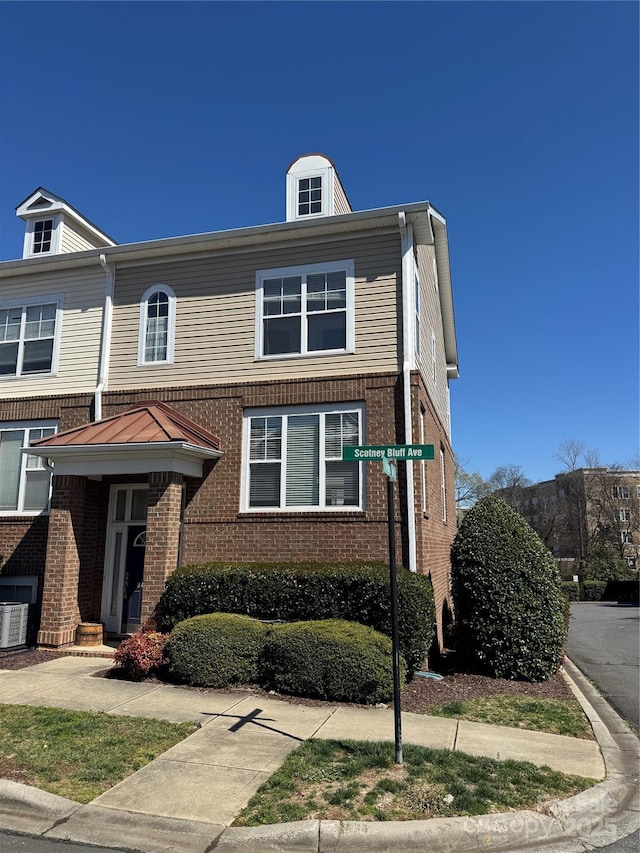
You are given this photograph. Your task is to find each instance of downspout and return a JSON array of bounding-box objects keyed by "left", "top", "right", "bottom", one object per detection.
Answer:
[
  {"left": 96, "top": 254, "right": 114, "bottom": 422},
  {"left": 398, "top": 213, "right": 417, "bottom": 573}
]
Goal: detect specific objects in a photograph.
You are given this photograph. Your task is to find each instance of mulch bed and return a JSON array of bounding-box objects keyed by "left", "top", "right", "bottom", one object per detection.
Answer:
[
  {"left": 0, "top": 648, "right": 575, "bottom": 714},
  {"left": 0, "top": 648, "right": 67, "bottom": 670}
]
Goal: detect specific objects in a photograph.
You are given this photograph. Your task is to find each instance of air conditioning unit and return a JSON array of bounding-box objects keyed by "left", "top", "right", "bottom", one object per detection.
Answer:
[{"left": 0, "top": 602, "right": 29, "bottom": 649}]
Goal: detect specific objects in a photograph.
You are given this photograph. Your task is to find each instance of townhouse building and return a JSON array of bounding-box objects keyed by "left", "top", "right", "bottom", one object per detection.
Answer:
[{"left": 0, "top": 155, "right": 459, "bottom": 650}]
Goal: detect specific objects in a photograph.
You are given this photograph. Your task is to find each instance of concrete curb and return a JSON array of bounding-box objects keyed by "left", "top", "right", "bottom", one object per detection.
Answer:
[
  {"left": 0, "top": 658, "right": 637, "bottom": 852},
  {"left": 0, "top": 779, "right": 81, "bottom": 835}
]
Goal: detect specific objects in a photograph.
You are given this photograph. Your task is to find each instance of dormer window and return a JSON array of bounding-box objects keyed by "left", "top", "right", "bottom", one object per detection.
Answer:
[
  {"left": 298, "top": 177, "right": 322, "bottom": 216},
  {"left": 17, "top": 188, "right": 117, "bottom": 259},
  {"left": 32, "top": 219, "right": 54, "bottom": 254},
  {"left": 138, "top": 285, "right": 176, "bottom": 365},
  {"left": 22, "top": 215, "right": 61, "bottom": 257},
  {"left": 286, "top": 154, "right": 351, "bottom": 222}
]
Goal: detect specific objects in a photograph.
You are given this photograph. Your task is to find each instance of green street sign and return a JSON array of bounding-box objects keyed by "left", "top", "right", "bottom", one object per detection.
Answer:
[{"left": 342, "top": 444, "right": 435, "bottom": 461}]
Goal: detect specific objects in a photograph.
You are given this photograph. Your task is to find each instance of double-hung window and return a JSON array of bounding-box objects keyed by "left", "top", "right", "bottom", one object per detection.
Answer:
[
  {"left": 244, "top": 404, "right": 363, "bottom": 511},
  {"left": 256, "top": 260, "right": 354, "bottom": 358},
  {"left": 0, "top": 422, "right": 56, "bottom": 514},
  {"left": 138, "top": 285, "right": 176, "bottom": 365},
  {"left": 0, "top": 299, "right": 61, "bottom": 377}
]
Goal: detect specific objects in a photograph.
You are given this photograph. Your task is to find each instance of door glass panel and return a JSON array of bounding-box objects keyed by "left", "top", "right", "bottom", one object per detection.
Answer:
[
  {"left": 130, "top": 489, "right": 147, "bottom": 521},
  {"left": 114, "top": 490, "right": 126, "bottom": 521},
  {"left": 109, "top": 531, "right": 123, "bottom": 618}
]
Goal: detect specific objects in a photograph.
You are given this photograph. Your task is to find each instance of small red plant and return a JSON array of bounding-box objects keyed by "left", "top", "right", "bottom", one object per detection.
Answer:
[{"left": 114, "top": 631, "right": 168, "bottom": 680}]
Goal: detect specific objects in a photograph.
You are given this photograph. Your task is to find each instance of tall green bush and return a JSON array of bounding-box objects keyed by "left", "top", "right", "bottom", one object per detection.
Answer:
[
  {"left": 158, "top": 561, "right": 434, "bottom": 674},
  {"left": 451, "top": 495, "right": 566, "bottom": 681},
  {"left": 263, "top": 619, "right": 405, "bottom": 704},
  {"left": 578, "top": 542, "right": 634, "bottom": 582}
]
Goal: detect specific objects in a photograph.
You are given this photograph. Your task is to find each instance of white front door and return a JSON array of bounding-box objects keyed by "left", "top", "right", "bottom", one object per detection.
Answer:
[{"left": 101, "top": 486, "right": 148, "bottom": 634}]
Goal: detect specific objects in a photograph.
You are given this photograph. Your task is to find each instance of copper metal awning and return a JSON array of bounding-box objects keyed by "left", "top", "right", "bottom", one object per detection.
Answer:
[{"left": 26, "top": 401, "right": 222, "bottom": 478}]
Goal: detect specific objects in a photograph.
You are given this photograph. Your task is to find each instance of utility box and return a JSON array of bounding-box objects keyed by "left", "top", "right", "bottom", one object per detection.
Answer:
[{"left": 0, "top": 602, "right": 29, "bottom": 648}]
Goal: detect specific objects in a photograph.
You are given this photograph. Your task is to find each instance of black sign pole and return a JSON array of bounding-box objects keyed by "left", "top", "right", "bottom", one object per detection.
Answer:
[{"left": 387, "top": 473, "right": 403, "bottom": 765}]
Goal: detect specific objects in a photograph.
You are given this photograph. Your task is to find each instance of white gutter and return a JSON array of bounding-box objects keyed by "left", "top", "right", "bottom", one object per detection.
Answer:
[
  {"left": 25, "top": 441, "right": 223, "bottom": 460},
  {"left": 427, "top": 207, "right": 458, "bottom": 378},
  {"left": 96, "top": 254, "right": 114, "bottom": 421},
  {"left": 398, "top": 212, "right": 417, "bottom": 573}
]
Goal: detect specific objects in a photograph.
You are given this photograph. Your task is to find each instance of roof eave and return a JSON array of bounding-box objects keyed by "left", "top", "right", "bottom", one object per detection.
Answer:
[{"left": 1, "top": 201, "right": 436, "bottom": 274}]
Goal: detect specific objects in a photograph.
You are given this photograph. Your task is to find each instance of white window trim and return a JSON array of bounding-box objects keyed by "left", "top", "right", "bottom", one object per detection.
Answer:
[
  {"left": 440, "top": 446, "right": 447, "bottom": 523},
  {"left": 241, "top": 402, "right": 365, "bottom": 512},
  {"left": 0, "top": 420, "right": 57, "bottom": 516},
  {"left": 431, "top": 330, "right": 437, "bottom": 383},
  {"left": 286, "top": 164, "right": 333, "bottom": 221},
  {"left": 23, "top": 215, "right": 62, "bottom": 258},
  {"left": 0, "top": 295, "right": 63, "bottom": 380},
  {"left": 137, "top": 284, "right": 176, "bottom": 366},
  {"left": 255, "top": 259, "right": 355, "bottom": 360},
  {"left": 419, "top": 408, "right": 427, "bottom": 513}
]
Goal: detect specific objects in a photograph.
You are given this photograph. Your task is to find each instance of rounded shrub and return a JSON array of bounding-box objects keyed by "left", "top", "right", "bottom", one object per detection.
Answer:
[
  {"left": 168, "top": 613, "right": 268, "bottom": 687},
  {"left": 451, "top": 494, "right": 566, "bottom": 681},
  {"left": 263, "top": 619, "right": 406, "bottom": 704}
]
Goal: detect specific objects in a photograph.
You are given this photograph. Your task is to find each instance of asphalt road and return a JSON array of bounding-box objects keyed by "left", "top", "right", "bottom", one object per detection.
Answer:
[
  {"left": 566, "top": 602, "right": 639, "bottom": 734},
  {"left": 0, "top": 832, "right": 121, "bottom": 853}
]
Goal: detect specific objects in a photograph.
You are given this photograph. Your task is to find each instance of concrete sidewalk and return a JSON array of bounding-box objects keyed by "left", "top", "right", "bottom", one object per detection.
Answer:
[{"left": 0, "top": 655, "right": 638, "bottom": 852}]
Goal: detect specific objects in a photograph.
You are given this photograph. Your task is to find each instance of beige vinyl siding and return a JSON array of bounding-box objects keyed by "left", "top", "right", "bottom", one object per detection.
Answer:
[
  {"left": 60, "top": 223, "right": 103, "bottom": 253},
  {"left": 415, "top": 243, "right": 449, "bottom": 433},
  {"left": 108, "top": 232, "right": 402, "bottom": 390},
  {"left": 333, "top": 175, "right": 352, "bottom": 216},
  {"left": 0, "top": 267, "right": 104, "bottom": 399}
]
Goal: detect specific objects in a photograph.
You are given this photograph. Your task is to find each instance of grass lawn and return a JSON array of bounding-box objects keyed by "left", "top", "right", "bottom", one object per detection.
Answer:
[
  {"left": 0, "top": 704, "right": 197, "bottom": 803},
  {"left": 426, "top": 696, "right": 592, "bottom": 738},
  {"left": 234, "top": 739, "right": 595, "bottom": 825}
]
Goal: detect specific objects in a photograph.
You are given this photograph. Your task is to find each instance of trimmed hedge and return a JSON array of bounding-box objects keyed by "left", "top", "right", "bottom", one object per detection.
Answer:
[
  {"left": 451, "top": 495, "right": 566, "bottom": 681},
  {"left": 562, "top": 581, "right": 580, "bottom": 602},
  {"left": 263, "top": 619, "right": 405, "bottom": 704},
  {"left": 158, "top": 561, "right": 434, "bottom": 674},
  {"left": 168, "top": 613, "right": 268, "bottom": 687},
  {"left": 582, "top": 580, "right": 607, "bottom": 602}
]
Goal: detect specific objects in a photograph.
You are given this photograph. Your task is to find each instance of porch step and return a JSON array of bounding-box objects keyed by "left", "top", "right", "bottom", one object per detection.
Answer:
[{"left": 42, "top": 644, "right": 117, "bottom": 659}]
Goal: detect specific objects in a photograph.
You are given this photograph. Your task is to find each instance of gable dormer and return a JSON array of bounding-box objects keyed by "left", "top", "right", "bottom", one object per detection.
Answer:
[
  {"left": 16, "top": 188, "right": 117, "bottom": 259},
  {"left": 286, "top": 154, "right": 352, "bottom": 222}
]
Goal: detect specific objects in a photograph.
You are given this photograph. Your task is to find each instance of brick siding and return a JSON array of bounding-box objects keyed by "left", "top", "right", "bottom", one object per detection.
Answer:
[{"left": 1, "top": 372, "right": 455, "bottom": 648}]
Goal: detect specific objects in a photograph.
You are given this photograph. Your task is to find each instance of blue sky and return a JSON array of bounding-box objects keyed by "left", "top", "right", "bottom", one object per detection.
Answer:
[{"left": 0, "top": 1, "right": 637, "bottom": 483}]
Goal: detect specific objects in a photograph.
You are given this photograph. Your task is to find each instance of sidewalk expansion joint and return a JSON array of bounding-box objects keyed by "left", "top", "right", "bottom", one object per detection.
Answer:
[
  {"left": 106, "top": 682, "right": 164, "bottom": 713},
  {"left": 308, "top": 705, "right": 339, "bottom": 739},
  {"left": 452, "top": 719, "right": 460, "bottom": 752}
]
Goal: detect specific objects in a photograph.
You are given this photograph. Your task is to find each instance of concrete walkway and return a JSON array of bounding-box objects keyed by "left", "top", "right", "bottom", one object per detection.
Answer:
[{"left": 0, "top": 655, "right": 638, "bottom": 853}]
